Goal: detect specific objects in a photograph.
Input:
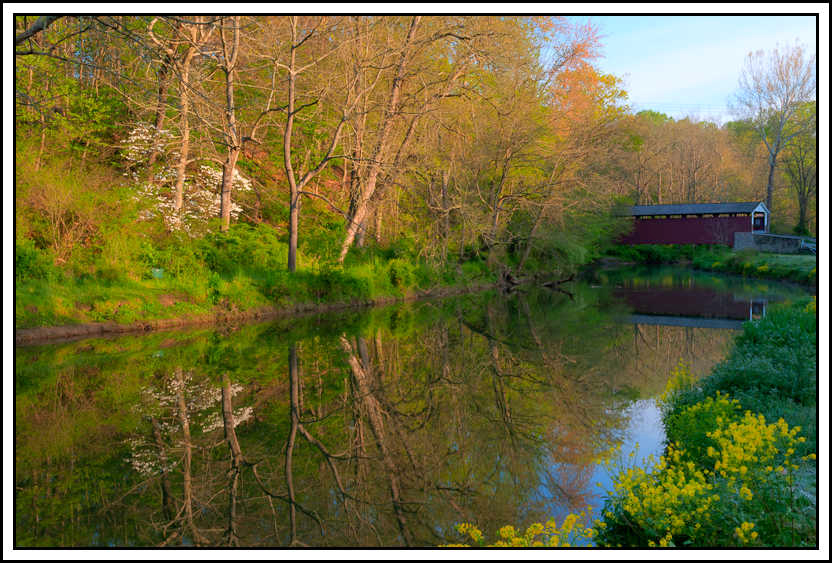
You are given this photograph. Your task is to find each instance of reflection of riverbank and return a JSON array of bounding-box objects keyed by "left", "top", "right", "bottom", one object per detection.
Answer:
[{"left": 627, "top": 315, "right": 745, "bottom": 329}]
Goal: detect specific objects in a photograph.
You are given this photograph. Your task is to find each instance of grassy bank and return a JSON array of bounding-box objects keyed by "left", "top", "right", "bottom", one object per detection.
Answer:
[
  {"left": 605, "top": 244, "right": 817, "bottom": 286},
  {"left": 444, "top": 297, "right": 818, "bottom": 548},
  {"left": 15, "top": 223, "right": 496, "bottom": 331},
  {"left": 595, "top": 296, "right": 818, "bottom": 548}
]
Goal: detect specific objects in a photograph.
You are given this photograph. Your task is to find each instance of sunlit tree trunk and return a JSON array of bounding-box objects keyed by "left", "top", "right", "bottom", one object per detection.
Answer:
[{"left": 219, "top": 16, "right": 241, "bottom": 232}]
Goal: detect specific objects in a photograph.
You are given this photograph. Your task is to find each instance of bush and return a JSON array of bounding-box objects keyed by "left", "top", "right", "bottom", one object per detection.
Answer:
[
  {"left": 663, "top": 392, "right": 743, "bottom": 464},
  {"left": 200, "top": 224, "right": 288, "bottom": 276},
  {"left": 596, "top": 409, "right": 815, "bottom": 547},
  {"left": 387, "top": 258, "right": 416, "bottom": 289},
  {"left": 15, "top": 240, "right": 57, "bottom": 282}
]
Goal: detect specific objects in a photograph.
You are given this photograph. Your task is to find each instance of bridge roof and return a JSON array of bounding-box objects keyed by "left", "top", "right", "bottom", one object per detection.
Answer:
[{"left": 626, "top": 202, "right": 768, "bottom": 217}]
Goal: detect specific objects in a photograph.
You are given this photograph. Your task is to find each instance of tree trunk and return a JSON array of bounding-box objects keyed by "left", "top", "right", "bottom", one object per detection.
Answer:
[
  {"left": 147, "top": 54, "right": 172, "bottom": 172},
  {"left": 765, "top": 154, "right": 776, "bottom": 211},
  {"left": 338, "top": 16, "right": 421, "bottom": 263},
  {"left": 173, "top": 50, "right": 195, "bottom": 215},
  {"left": 219, "top": 16, "right": 241, "bottom": 232},
  {"left": 340, "top": 336, "right": 412, "bottom": 546},
  {"left": 285, "top": 342, "right": 300, "bottom": 545},
  {"left": 221, "top": 149, "right": 240, "bottom": 231},
  {"left": 284, "top": 18, "right": 300, "bottom": 271},
  {"left": 221, "top": 373, "right": 244, "bottom": 547},
  {"left": 441, "top": 167, "right": 450, "bottom": 262}
]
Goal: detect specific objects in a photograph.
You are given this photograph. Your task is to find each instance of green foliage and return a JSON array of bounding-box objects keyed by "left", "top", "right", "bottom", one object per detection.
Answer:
[
  {"left": 298, "top": 217, "right": 345, "bottom": 263},
  {"left": 637, "top": 109, "right": 672, "bottom": 125},
  {"left": 387, "top": 258, "right": 416, "bottom": 289},
  {"left": 663, "top": 392, "right": 743, "bottom": 465},
  {"left": 200, "top": 223, "right": 288, "bottom": 276},
  {"left": 304, "top": 267, "right": 372, "bottom": 302},
  {"left": 15, "top": 239, "right": 58, "bottom": 283},
  {"left": 596, "top": 299, "right": 817, "bottom": 548}
]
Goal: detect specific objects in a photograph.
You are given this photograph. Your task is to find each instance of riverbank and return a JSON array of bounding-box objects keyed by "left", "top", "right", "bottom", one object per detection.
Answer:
[
  {"left": 595, "top": 296, "right": 818, "bottom": 548},
  {"left": 14, "top": 278, "right": 498, "bottom": 346},
  {"left": 16, "top": 221, "right": 512, "bottom": 341},
  {"left": 602, "top": 244, "right": 817, "bottom": 287}
]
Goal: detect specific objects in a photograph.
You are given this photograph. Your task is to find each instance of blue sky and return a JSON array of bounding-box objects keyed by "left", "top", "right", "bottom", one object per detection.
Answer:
[{"left": 567, "top": 14, "right": 818, "bottom": 124}]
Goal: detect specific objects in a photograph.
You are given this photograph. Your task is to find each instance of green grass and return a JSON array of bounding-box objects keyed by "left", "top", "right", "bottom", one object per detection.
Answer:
[
  {"left": 15, "top": 224, "right": 498, "bottom": 330},
  {"left": 692, "top": 248, "right": 817, "bottom": 285}
]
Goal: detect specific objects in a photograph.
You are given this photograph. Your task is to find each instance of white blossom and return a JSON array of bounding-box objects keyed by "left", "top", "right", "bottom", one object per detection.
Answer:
[{"left": 123, "top": 122, "right": 253, "bottom": 236}]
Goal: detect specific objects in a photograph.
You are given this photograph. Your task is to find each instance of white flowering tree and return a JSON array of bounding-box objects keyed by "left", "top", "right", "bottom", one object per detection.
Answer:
[{"left": 124, "top": 122, "right": 253, "bottom": 235}]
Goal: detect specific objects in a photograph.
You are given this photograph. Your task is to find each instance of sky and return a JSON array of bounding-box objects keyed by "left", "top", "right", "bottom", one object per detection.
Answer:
[{"left": 568, "top": 13, "right": 819, "bottom": 124}]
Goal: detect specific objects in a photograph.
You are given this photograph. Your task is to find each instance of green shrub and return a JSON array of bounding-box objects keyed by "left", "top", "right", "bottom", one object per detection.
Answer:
[
  {"left": 200, "top": 224, "right": 287, "bottom": 276},
  {"left": 387, "top": 258, "right": 416, "bottom": 289},
  {"left": 15, "top": 240, "right": 57, "bottom": 282},
  {"left": 301, "top": 267, "right": 371, "bottom": 302},
  {"left": 663, "top": 392, "right": 743, "bottom": 465}
]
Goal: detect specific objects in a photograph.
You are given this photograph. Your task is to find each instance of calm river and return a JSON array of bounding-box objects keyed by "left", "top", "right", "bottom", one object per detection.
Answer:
[{"left": 14, "top": 266, "right": 811, "bottom": 547}]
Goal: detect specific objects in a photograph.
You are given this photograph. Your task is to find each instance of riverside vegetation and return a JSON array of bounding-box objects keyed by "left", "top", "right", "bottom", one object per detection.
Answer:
[
  {"left": 605, "top": 244, "right": 817, "bottom": 286},
  {"left": 14, "top": 16, "right": 816, "bottom": 332},
  {"left": 444, "top": 297, "right": 817, "bottom": 548}
]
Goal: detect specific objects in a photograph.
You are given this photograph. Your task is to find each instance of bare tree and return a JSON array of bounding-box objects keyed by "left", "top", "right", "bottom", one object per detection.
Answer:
[
  {"left": 337, "top": 16, "right": 422, "bottom": 263},
  {"left": 733, "top": 41, "right": 816, "bottom": 210},
  {"left": 273, "top": 16, "right": 356, "bottom": 272}
]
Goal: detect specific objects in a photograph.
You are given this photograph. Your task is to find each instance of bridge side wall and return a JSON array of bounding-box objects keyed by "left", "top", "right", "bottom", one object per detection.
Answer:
[{"left": 619, "top": 215, "right": 750, "bottom": 246}]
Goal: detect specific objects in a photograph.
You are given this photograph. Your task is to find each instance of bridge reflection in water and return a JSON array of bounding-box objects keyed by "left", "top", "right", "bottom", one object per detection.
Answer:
[{"left": 612, "top": 286, "right": 768, "bottom": 329}]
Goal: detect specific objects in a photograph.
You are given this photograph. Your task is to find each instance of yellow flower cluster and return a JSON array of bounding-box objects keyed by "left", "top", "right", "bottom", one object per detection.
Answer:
[
  {"left": 445, "top": 512, "right": 595, "bottom": 547},
  {"left": 451, "top": 522, "right": 483, "bottom": 545},
  {"left": 680, "top": 392, "right": 740, "bottom": 422},
  {"left": 805, "top": 296, "right": 817, "bottom": 313},
  {"left": 659, "top": 360, "right": 696, "bottom": 404},
  {"left": 707, "top": 411, "right": 804, "bottom": 480},
  {"left": 734, "top": 521, "right": 758, "bottom": 544},
  {"left": 609, "top": 441, "right": 717, "bottom": 545}
]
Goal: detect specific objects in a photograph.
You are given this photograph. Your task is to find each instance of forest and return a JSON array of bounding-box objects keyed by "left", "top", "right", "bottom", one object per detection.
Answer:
[{"left": 14, "top": 15, "right": 817, "bottom": 328}]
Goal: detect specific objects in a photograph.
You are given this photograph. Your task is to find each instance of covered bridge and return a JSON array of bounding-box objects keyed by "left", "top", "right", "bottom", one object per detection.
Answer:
[{"left": 618, "top": 202, "right": 770, "bottom": 247}]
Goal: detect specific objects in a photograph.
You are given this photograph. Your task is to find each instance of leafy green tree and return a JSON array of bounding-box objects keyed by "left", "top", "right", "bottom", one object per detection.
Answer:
[{"left": 780, "top": 102, "right": 817, "bottom": 236}]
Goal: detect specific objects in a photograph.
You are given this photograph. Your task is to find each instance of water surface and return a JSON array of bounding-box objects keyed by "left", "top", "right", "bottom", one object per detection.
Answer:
[{"left": 14, "top": 266, "right": 810, "bottom": 547}]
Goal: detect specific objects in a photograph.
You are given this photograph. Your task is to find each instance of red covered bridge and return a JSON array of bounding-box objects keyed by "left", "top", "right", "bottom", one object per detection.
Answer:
[{"left": 618, "top": 202, "right": 770, "bottom": 247}]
